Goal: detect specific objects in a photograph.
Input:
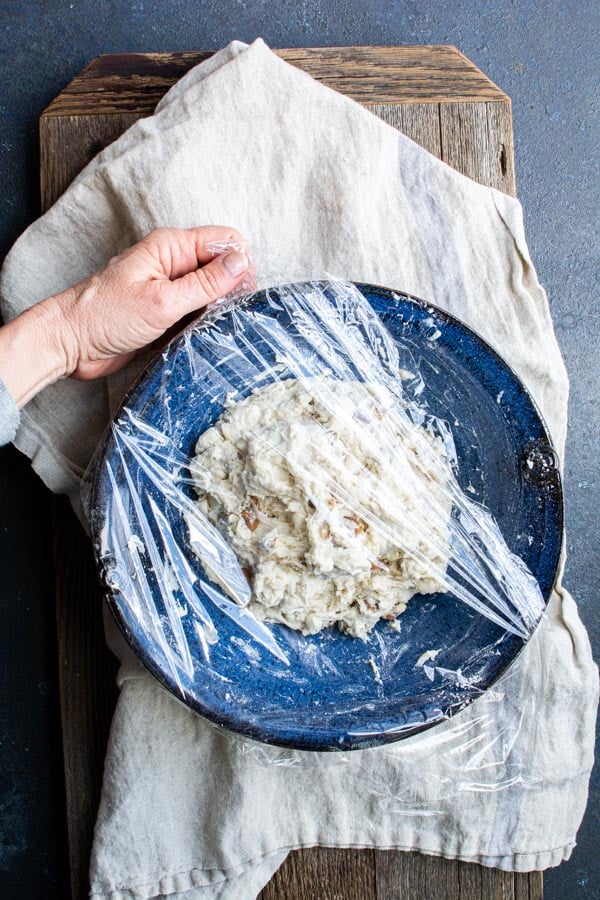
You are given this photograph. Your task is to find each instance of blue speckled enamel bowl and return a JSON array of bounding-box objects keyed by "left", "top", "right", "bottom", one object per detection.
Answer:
[{"left": 89, "top": 283, "right": 563, "bottom": 751}]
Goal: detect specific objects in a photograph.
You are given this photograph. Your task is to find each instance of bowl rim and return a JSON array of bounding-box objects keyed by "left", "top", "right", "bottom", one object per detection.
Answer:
[{"left": 88, "top": 281, "right": 564, "bottom": 751}]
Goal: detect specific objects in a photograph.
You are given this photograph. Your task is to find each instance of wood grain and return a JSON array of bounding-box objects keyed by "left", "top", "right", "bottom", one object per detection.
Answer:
[
  {"left": 369, "top": 102, "right": 442, "bottom": 158},
  {"left": 374, "top": 850, "right": 461, "bottom": 899},
  {"left": 43, "top": 46, "right": 531, "bottom": 899},
  {"left": 40, "top": 113, "right": 140, "bottom": 213},
  {"left": 52, "top": 496, "right": 119, "bottom": 900},
  {"left": 260, "top": 848, "right": 377, "bottom": 900},
  {"left": 42, "top": 46, "right": 508, "bottom": 118},
  {"left": 439, "top": 101, "right": 516, "bottom": 195}
]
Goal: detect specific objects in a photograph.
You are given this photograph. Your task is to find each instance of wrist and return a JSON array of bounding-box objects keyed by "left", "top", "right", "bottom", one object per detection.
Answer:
[{"left": 0, "top": 291, "right": 75, "bottom": 408}]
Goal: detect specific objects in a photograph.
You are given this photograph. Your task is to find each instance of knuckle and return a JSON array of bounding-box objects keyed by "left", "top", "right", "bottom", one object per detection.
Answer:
[{"left": 144, "top": 226, "right": 170, "bottom": 244}]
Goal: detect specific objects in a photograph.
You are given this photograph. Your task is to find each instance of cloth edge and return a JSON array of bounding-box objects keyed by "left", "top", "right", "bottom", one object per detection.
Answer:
[{"left": 88, "top": 840, "right": 574, "bottom": 898}]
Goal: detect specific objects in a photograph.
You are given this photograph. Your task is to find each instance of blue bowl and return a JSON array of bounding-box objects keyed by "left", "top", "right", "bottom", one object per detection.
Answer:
[{"left": 89, "top": 283, "right": 563, "bottom": 751}]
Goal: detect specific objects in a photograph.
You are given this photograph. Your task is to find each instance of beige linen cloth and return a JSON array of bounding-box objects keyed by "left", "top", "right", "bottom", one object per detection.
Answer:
[{"left": 1, "top": 39, "right": 597, "bottom": 899}]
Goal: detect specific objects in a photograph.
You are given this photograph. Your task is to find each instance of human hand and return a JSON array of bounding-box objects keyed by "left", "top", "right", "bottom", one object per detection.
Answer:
[{"left": 0, "top": 226, "right": 252, "bottom": 406}]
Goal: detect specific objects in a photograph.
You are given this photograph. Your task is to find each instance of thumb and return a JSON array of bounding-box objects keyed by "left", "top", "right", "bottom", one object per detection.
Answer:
[{"left": 161, "top": 248, "right": 250, "bottom": 314}]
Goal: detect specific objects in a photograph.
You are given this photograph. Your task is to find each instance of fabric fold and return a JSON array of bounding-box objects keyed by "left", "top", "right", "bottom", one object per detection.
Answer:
[{"left": 0, "top": 377, "right": 20, "bottom": 445}]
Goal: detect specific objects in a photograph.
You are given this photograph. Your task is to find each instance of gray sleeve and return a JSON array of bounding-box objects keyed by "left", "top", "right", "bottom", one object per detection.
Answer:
[{"left": 0, "top": 378, "right": 20, "bottom": 445}]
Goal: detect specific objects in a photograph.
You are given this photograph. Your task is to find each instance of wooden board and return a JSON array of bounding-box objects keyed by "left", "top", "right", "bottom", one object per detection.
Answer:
[
  {"left": 259, "top": 848, "right": 537, "bottom": 900},
  {"left": 41, "top": 46, "right": 536, "bottom": 900},
  {"left": 40, "top": 45, "right": 515, "bottom": 208},
  {"left": 43, "top": 46, "right": 508, "bottom": 114},
  {"left": 53, "top": 495, "right": 119, "bottom": 898}
]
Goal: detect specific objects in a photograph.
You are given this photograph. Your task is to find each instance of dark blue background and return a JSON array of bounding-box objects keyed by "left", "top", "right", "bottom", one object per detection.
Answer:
[{"left": 0, "top": 2, "right": 597, "bottom": 898}]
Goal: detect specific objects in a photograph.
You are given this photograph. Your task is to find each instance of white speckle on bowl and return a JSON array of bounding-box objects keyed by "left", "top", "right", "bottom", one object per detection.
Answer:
[{"left": 416, "top": 648, "right": 440, "bottom": 667}]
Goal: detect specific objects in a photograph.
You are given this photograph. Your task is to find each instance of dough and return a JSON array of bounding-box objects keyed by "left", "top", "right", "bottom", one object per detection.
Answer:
[{"left": 191, "top": 379, "right": 452, "bottom": 639}]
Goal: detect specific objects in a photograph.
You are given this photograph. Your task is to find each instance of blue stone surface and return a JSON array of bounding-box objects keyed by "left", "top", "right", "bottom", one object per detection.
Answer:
[{"left": 0, "top": 3, "right": 597, "bottom": 897}]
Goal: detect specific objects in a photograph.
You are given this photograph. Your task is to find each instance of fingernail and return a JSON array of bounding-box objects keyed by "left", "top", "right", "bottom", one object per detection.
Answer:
[{"left": 222, "top": 249, "right": 248, "bottom": 276}]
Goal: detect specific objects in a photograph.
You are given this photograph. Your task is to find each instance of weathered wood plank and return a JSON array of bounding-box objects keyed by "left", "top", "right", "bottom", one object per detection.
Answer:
[
  {"left": 42, "top": 46, "right": 508, "bottom": 117},
  {"left": 516, "top": 871, "right": 544, "bottom": 900},
  {"left": 439, "top": 100, "right": 516, "bottom": 194},
  {"left": 374, "top": 852, "right": 543, "bottom": 900},
  {"left": 481, "top": 866, "right": 523, "bottom": 900},
  {"left": 40, "top": 113, "right": 140, "bottom": 211},
  {"left": 456, "top": 856, "right": 484, "bottom": 898},
  {"left": 486, "top": 100, "right": 517, "bottom": 195},
  {"left": 52, "top": 496, "right": 119, "bottom": 900},
  {"left": 375, "top": 850, "right": 460, "bottom": 900},
  {"left": 259, "top": 848, "right": 377, "bottom": 900},
  {"left": 370, "top": 102, "right": 442, "bottom": 159}
]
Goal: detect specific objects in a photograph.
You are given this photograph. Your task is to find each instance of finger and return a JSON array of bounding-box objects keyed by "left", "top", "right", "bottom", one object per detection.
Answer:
[
  {"left": 158, "top": 248, "right": 250, "bottom": 315},
  {"left": 141, "top": 225, "right": 247, "bottom": 280}
]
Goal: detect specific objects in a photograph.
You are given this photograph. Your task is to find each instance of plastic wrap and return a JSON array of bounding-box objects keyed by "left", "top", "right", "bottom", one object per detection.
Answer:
[{"left": 85, "top": 276, "right": 560, "bottom": 758}]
